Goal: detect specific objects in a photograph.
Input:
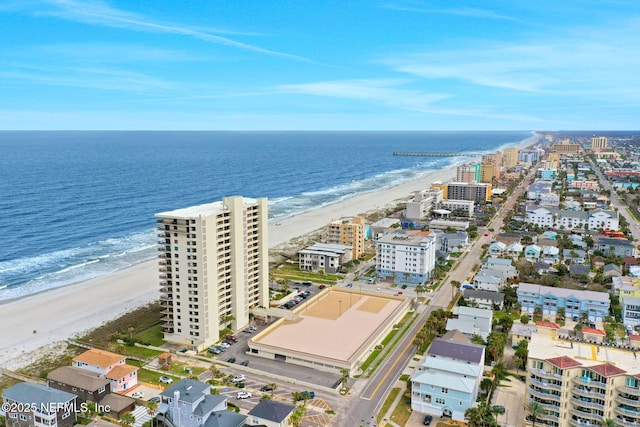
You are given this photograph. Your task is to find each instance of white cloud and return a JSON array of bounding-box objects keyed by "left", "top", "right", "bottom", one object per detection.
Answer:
[{"left": 37, "top": 0, "right": 312, "bottom": 62}]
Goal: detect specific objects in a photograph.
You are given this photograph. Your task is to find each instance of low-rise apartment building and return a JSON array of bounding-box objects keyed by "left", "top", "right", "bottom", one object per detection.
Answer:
[
  {"left": 298, "top": 243, "right": 352, "bottom": 273},
  {"left": 517, "top": 283, "right": 610, "bottom": 322},
  {"left": 525, "top": 207, "right": 619, "bottom": 231}
]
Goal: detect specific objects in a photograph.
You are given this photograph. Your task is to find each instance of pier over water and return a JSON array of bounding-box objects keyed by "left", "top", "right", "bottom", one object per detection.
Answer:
[{"left": 392, "top": 151, "right": 483, "bottom": 157}]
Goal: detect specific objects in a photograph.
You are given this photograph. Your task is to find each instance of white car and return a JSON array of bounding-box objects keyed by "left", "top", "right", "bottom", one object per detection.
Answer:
[
  {"left": 131, "top": 391, "right": 144, "bottom": 398},
  {"left": 231, "top": 375, "right": 246, "bottom": 383},
  {"left": 159, "top": 376, "right": 174, "bottom": 384},
  {"left": 236, "top": 391, "right": 252, "bottom": 399}
]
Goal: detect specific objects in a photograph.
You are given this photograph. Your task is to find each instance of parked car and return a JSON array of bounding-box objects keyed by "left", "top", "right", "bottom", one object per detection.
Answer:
[
  {"left": 226, "top": 357, "right": 236, "bottom": 363},
  {"left": 240, "top": 360, "right": 249, "bottom": 366},
  {"left": 319, "top": 285, "right": 326, "bottom": 289},
  {"left": 236, "top": 391, "right": 252, "bottom": 399},
  {"left": 401, "top": 284, "right": 408, "bottom": 289},
  {"left": 302, "top": 281, "right": 313, "bottom": 286},
  {"left": 423, "top": 415, "right": 433, "bottom": 425},
  {"left": 346, "top": 283, "right": 353, "bottom": 288},
  {"left": 131, "top": 391, "right": 144, "bottom": 399},
  {"left": 159, "top": 376, "right": 174, "bottom": 384},
  {"left": 232, "top": 375, "right": 246, "bottom": 383},
  {"left": 260, "top": 384, "right": 274, "bottom": 392},
  {"left": 208, "top": 347, "right": 221, "bottom": 355},
  {"left": 148, "top": 397, "right": 161, "bottom": 403},
  {"left": 227, "top": 336, "right": 238, "bottom": 342}
]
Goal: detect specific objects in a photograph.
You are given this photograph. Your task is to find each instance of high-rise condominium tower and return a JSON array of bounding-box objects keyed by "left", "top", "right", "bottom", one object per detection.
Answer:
[{"left": 155, "top": 196, "right": 268, "bottom": 351}]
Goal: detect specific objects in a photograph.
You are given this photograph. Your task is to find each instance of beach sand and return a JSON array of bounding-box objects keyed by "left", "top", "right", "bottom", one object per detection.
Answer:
[{"left": 0, "top": 135, "right": 538, "bottom": 370}]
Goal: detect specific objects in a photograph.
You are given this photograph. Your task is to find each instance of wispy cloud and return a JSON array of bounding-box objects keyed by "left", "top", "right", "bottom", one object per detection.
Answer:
[
  {"left": 275, "top": 79, "right": 449, "bottom": 112},
  {"left": 379, "top": 19, "right": 640, "bottom": 98},
  {"left": 0, "top": 62, "right": 172, "bottom": 93},
  {"left": 36, "top": 0, "right": 313, "bottom": 62},
  {"left": 382, "top": 2, "right": 524, "bottom": 22},
  {"left": 24, "top": 43, "right": 206, "bottom": 63}
]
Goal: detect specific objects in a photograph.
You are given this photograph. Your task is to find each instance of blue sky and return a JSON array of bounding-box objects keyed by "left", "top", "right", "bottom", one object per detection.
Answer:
[{"left": 1, "top": 0, "right": 639, "bottom": 130}]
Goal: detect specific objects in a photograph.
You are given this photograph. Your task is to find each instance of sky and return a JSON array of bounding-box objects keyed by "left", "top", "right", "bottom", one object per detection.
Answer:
[{"left": 1, "top": 0, "right": 640, "bottom": 130}]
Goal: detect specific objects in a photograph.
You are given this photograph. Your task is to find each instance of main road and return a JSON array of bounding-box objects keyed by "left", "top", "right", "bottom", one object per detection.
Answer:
[{"left": 332, "top": 168, "right": 538, "bottom": 426}]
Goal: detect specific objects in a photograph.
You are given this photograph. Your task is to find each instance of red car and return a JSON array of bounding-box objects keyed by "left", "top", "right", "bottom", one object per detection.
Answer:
[{"left": 319, "top": 285, "right": 326, "bottom": 289}]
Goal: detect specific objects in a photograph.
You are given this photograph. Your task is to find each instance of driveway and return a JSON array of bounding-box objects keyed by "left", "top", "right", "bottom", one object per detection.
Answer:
[{"left": 492, "top": 375, "right": 526, "bottom": 427}]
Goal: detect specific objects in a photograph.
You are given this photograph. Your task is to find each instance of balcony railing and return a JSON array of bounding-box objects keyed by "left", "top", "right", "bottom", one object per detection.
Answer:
[
  {"left": 615, "top": 416, "right": 640, "bottom": 427},
  {"left": 532, "top": 368, "right": 564, "bottom": 381},
  {"left": 530, "top": 376, "right": 563, "bottom": 391},
  {"left": 616, "top": 395, "right": 640, "bottom": 407},
  {"left": 572, "top": 377, "right": 607, "bottom": 388},
  {"left": 568, "top": 408, "right": 603, "bottom": 422},
  {"left": 618, "top": 386, "right": 640, "bottom": 397},
  {"left": 529, "top": 388, "right": 562, "bottom": 402},
  {"left": 614, "top": 406, "right": 640, "bottom": 418},
  {"left": 570, "top": 396, "right": 605, "bottom": 410},
  {"left": 572, "top": 386, "right": 606, "bottom": 400}
]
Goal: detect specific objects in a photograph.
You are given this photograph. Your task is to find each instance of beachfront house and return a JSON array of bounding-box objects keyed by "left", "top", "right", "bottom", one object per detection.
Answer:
[
  {"left": 48, "top": 366, "right": 111, "bottom": 404},
  {"left": 298, "top": 243, "right": 352, "bottom": 274},
  {"left": 2, "top": 382, "right": 78, "bottom": 427},
  {"left": 524, "top": 244, "right": 541, "bottom": 261},
  {"left": 488, "top": 241, "right": 506, "bottom": 256},
  {"left": 158, "top": 379, "right": 246, "bottom": 427},
  {"left": 72, "top": 349, "right": 138, "bottom": 392},
  {"left": 411, "top": 332, "right": 485, "bottom": 421}
]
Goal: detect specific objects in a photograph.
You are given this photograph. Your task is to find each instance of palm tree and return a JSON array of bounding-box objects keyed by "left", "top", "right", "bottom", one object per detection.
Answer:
[
  {"left": 269, "top": 382, "right": 278, "bottom": 396},
  {"left": 119, "top": 413, "right": 135, "bottom": 427},
  {"left": 340, "top": 368, "right": 350, "bottom": 392},
  {"left": 525, "top": 400, "right": 546, "bottom": 427},
  {"left": 147, "top": 400, "right": 158, "bottom": 427},
  {"left": 465, "top": 400, "right": 497, "bottom": 427},
  {"left": 288, "top": 405, "right": 307, "bottom": 427}
]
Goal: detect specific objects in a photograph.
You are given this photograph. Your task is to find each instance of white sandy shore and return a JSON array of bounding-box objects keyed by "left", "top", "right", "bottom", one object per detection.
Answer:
[{"left": 0, "top": 135, "right": 538, "bottom": 370}]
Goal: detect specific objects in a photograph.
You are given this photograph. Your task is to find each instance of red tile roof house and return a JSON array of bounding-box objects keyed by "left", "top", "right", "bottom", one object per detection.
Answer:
[
  {"left": 72, "top": 349, "right": 138, "bottom": 393},
  {"left": 581, "top": 327, "right": 607, "bottom": 343}
]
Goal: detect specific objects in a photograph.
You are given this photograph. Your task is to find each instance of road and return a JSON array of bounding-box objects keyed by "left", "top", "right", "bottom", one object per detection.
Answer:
[{"left": 333, "top": 169, "right": 537, "bottom": 426}]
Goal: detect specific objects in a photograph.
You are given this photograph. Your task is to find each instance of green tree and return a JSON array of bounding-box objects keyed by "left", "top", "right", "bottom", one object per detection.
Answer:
[
  {"left": 288, "top": 405, "right": 307, "bottom": 427},
  {"left": 525, "top": 401, "right": 546, "bottom": 427},
  {"left": 480, "top": 377, "right": 495, "bottom": 395},
  {"left": 520, "top": 314, "right": 530, "bottom": 324},
  {"left": 339, "top": 369, "right": 350, "bottom": 392},
  {"left": 499, "top": 316, "right": 514, "bottom": 334},
  {"left": 465, "top": 400, "right": 498, "bottom": 427},
  {"left": 119, "top": 413, "right": 136, "bottom": 427},
  {"left": 146, "top": 400, "right": 158, "bottom": 427},
  {"left": 514, "top": 339, "right": 529, "bottom": 370},
  {"left": 486, "top": 332, "right": 507, "bottom": 363}
]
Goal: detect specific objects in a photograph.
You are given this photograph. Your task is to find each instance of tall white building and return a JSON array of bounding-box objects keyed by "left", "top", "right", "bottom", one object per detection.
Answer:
[
  {"left": 375, "top": 230, "right": 436, "bottom": 286},
  {"left": 155, "top": 196, "right": 269, "bottom": 351}
]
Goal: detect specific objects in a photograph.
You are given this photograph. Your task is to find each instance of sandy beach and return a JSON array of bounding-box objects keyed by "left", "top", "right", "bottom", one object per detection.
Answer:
[{"left": 0, "top": 135, "right": 538, "bottom": 370}]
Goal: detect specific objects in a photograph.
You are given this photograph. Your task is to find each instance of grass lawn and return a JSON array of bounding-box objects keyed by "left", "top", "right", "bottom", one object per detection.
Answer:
[
  {"left": 388, "top": 394, "right": 412, "bottom": 426},
  {"left": 137, "top": 368, "right": 174, "bottom": 384},
  {"left": 376, "top": 387, "right": 401, "bottom": 424},
  {"left": 167, "top": 361, "right": 206, "bottom": 376},
  {"left": 122, "top": 345, "right": 163, "bottom": 359},
  {"left": 133, "top": 324, "right": 166, "bottom": 347},
  {"left": 399, "top": 374, "right": 410, "bottom": 382}
]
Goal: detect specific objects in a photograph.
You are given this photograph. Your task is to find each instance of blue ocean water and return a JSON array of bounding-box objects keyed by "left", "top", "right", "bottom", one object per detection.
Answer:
[{"left": 0, "top": 131, "right": 532, "bottom": 301}]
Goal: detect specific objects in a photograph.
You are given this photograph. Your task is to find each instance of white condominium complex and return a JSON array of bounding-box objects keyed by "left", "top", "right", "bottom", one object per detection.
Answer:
[
  {"left": 526, "top": 333, "right": 640, "bottom": 427},
  {"left": 156, "top": 196, "right": 269, "bottom": 351}
]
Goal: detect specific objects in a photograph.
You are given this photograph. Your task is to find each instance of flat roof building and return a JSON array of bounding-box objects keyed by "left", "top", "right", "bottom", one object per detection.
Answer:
[
  {"left": 327, "top": 216, "right": 365, "bottom": 259},
  {"left": 248, "top": 288, "right": 410, "bottom": 373}
]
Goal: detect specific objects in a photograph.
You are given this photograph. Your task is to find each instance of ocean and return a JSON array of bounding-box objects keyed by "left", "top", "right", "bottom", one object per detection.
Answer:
[{"left": 0, "top": 131, "right": 532, "bottom": 301}]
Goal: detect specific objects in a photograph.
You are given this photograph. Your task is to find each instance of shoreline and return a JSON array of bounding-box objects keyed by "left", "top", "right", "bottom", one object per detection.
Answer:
[{"left": 0, "top": 135, "right": 538, "bottom": 370}]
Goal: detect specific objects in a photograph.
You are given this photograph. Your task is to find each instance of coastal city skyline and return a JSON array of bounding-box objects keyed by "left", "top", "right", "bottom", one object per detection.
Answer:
[{"left": 2, "top": 1, "right": 640, "bottom": 130}]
